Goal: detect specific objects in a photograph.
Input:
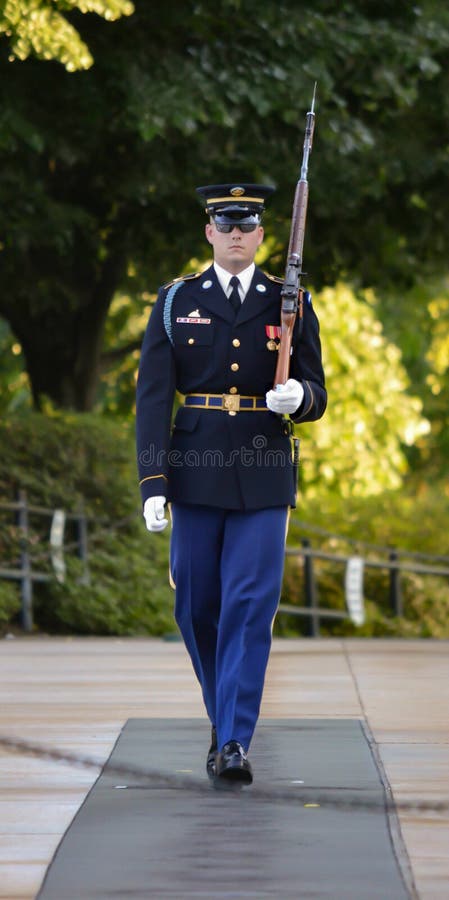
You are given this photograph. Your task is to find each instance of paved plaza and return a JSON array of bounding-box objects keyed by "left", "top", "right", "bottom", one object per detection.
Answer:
[{"left": 0, "top": 638, "right": 448, "bottom": 898}]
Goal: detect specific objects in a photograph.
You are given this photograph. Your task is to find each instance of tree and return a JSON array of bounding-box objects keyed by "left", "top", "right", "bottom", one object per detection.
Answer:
[
  {"left": 417, "top": 277, "right": 449, "bottom": 481},
  {"left": 0, "top": 318, "right": 30, "bottom": 413},
  {"left": 298, "top": 283, "right": 430, "bottom": 498},
  {"left": 0, "top": 0, "right": 133, "bottom": 71},
  {"left": 1, "top": 0, "right": 449, "bottom": 409}
]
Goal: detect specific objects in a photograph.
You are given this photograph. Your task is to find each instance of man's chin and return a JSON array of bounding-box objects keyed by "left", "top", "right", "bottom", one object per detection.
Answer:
[{"left": 227, "top": 251, "right": 248, "bottom": 262}]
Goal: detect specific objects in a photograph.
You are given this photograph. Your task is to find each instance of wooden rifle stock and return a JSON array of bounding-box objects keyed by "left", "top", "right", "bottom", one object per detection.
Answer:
[
  {"left": 273, "top": 87, "right": 316, "bottom": 387},
  {"left": 274, "top": 311, "right": 296, "bottom": 386}
]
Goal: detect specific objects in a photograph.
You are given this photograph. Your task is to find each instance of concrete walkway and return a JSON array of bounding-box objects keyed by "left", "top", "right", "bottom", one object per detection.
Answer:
[{"left": 0, "top": 638, "right": 448, "bottom": 899}]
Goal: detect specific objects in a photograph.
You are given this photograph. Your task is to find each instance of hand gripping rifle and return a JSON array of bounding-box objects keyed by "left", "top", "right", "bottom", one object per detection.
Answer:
[{"left": 273, "top": 84, "right": 316, "bottom": 388}]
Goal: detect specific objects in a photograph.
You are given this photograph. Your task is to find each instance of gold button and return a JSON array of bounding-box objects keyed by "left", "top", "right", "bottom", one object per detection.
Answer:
[
  {"left": 231, "top": 362, "right": 239, "bottom": 372},
  {"left": 229, "top": 386, "right": 238, "bottom": 394},
  {"left": 188, "top": 338, "right": 195, "bottom": 345},
  {"left": 232, "top": 338, "right": 240, "bottom": 348},
  {"left": 228, "top": 410, "right": 237, "bottom": 416}
]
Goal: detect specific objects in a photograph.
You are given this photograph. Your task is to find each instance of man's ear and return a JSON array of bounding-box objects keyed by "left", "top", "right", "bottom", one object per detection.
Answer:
[
  {"left": 257, "top": 226, "right": 264, "bottom": 246},
  {"left": 205, "top": 223, "right": 214, "bottom": 245}
]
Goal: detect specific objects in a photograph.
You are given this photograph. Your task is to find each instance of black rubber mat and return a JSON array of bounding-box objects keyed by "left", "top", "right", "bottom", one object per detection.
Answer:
[{"left": 38, "top": 719, "right": 411, "bottom": 899}]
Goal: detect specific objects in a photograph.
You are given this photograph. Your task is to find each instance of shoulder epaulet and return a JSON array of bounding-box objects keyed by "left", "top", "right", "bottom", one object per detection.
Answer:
[
  {"left": 163, "top": 272, "right": 202, "bottom": 290},
  {"left": 264, "top": 272, "right": 284, "bottom": 285}
]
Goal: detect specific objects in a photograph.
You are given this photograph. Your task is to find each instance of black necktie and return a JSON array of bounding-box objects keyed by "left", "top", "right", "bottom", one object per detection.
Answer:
[{"left": 228, "top": 276, "right": 241, "bottom": 315}]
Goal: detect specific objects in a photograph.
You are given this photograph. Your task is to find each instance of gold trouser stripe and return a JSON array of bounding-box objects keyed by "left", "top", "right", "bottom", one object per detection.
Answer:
[
  {"left": 168, "top": 504, "right": 176, "bottom": 589},
  {"left": 285, "top": 507, "right": 291, "bottom": 540}
]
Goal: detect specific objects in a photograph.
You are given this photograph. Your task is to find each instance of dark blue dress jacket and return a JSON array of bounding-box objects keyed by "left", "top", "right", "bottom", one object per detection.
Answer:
[{"left": 136, "top": 264, "right": 326, "bottom": 510}]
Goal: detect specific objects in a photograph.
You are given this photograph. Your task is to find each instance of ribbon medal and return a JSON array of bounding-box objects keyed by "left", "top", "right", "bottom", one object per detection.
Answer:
[{"left": 265, "top": 324, "right": 281, "bottom": 351}]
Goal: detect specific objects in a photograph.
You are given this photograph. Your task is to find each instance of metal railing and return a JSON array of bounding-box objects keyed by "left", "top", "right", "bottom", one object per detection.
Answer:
[
  {"left": 278, "top": 530, "right": 449, "bottom": 636},
  {"left": 2, "top": 498, "right": 449, "bottom": 637},
  {"left": 0, "top": 490, "right": 89, "bottom": 631}
]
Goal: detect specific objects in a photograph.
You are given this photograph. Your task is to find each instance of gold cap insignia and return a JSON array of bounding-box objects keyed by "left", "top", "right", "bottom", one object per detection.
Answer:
[{"left": 230, "top": 186, "right": 245, "bottom": 197}]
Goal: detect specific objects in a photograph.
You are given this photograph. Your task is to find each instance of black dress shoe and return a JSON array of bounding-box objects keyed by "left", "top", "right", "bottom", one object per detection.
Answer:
[
  {"left": 215, "top": 740, "right": 253, "bottom": 784},
  {"left": 206, "top": 725, "right": 218, "bottom": 778}
]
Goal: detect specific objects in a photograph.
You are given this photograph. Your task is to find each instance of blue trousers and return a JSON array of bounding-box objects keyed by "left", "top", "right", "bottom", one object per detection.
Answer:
[{"left": 170, "top": 503, "right": 288, "bottom": 751}]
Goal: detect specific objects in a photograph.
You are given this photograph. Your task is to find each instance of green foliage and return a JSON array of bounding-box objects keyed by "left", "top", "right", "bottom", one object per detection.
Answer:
[
  {"left": 296, "top": 283, "right": 429, "bottom": 497},
  {"left": 276, "top": 485, "right": 449, "bottom": 638},
  {"left": 0, "top": 318, "right": 31, "bottom": 414},
  {"left": 98, "top": 291, "right": 151, "bottom": 416},
  {"left": 0, "top": 0, "right": 134, "bottom": 70},
  {"left": 1, "top": 1, "right": 449, "bottom": 409},
  {"left": 0, "top": 411, "right": 135, "bottom": 514},
  {"left": 1, "top": 411, "right": 449, "bottom": 637},
  {"left": 276, "top": 563, "right": 449, "bottom": 639},
  {"left": 0, "top": 412, "right": 175, "bottom": 635},
  {"left": 421, "top": 282, "right": 449, "bottom": 478},
  {"left": 295, "top": 481, "right": 449, "bottom": 556},
  {"left": 0, "top": 579, "right": 20, "bottom": 627},
  {"left": 37, "top": 530, "right": 175, "bottom": 636},
  {"left": 363, "top": 275, "right": 449, "bottom": 483},
  {"left": 1, "top": 0, "right": 449, "bottom": 633}
]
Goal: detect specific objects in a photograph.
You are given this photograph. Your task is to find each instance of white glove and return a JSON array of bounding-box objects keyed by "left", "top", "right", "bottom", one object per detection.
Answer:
[
  {"left": 143, "top": 496, "right": 168, "bottom": 532},
  {"left": 266, "top": 379, "right": 304, "bottom": 415}
]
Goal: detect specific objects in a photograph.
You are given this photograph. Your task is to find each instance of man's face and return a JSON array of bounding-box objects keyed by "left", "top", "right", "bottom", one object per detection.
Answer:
[{"left": 205, "top": 221, "right": 264, "bottom": 273}]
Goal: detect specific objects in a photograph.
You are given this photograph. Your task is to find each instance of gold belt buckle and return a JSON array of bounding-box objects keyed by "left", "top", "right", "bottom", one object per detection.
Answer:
[{"left": 222, "top": 393, "right": 240, "bottom": 414}]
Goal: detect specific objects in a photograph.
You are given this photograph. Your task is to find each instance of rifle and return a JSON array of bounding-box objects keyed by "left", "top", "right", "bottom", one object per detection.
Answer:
[{"left": 273, "top": 84, "right": 316, "bottom": 387}]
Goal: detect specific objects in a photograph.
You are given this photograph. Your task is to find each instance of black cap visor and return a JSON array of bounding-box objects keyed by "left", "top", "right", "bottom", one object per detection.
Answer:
[{"left": 212, "top": 209, "right": 261, "bottom": 226}]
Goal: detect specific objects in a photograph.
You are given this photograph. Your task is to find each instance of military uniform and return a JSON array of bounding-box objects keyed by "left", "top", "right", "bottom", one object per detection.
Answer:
[
  {"left": 137, "top": 264, "right": 326, "bottom": 508},
  {"left": 136, "top": 183, "right": 326, "bottom": 778}
]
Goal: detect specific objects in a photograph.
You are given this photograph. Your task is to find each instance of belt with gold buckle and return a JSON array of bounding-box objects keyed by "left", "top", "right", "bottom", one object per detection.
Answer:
[{"left": 184, "top": 393, "right": 268, "bottom": 415}]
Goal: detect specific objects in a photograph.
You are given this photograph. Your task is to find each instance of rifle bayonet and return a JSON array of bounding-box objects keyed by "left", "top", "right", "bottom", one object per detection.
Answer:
[{"left": 274, "top": 86, "right": 317, "bottom": 386}]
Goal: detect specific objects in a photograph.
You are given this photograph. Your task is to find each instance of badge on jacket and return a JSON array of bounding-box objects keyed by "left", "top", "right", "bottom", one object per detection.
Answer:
[
  {"left": 176, "top": 311, "right": 211, "bottom": 324},
  {"left": 265, "top": 325, "right": 281, "bottom": 350}
]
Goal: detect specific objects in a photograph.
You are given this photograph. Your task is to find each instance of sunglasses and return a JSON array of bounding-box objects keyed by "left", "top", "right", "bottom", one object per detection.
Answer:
[{"left": 214, "top": 221, "right": 259, "bottom": 234}]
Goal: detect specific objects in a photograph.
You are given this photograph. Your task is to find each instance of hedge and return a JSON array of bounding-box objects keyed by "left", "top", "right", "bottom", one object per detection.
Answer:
[
  {"left": 0, "top": 412, "right": 175, "bottom": 636},
  {"left": 1, "top": 412, "right": 448, "bottom": 637}
]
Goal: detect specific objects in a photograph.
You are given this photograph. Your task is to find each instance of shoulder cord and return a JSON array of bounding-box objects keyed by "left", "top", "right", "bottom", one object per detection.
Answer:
[{"left": 163, "top": 281, "right": 184, "bottom": 346}]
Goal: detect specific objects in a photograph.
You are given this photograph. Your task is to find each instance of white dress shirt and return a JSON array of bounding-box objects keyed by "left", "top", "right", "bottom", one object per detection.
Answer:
[{"left": 213, "top": 262, "right": 255, "bottom": 304}]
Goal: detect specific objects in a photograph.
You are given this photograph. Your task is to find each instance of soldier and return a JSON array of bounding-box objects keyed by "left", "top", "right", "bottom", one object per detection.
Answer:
[{"left": 136, "top": 183, "right": 326, "bottom": 785}]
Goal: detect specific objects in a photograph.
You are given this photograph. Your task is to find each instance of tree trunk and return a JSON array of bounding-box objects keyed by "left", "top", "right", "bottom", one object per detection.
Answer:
[
  {"left": 5, "top": 251, "right": 125, "bottom": 412},
  {"left": 20, "top": 323, "right": 102, "bottom": 412}
]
